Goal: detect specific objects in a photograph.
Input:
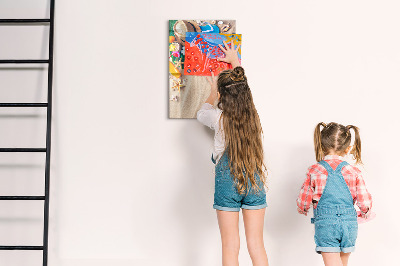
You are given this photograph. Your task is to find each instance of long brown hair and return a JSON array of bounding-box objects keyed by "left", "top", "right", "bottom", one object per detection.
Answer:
[
  {"left": 314, "top": 122, "right": 362, "bottom": 164},
  {"left": 217, "top": 66, "right": 266, "bottom": 194}
]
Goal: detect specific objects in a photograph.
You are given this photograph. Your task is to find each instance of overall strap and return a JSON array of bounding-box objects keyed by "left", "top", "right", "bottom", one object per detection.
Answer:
[
  {"left": 318, "top": 160, "right": 333, "bottom": 174},
  {"left": 211, "top": 154, "right": 216, "bottom": 164},
  {"left": 334, "top": 161, "right": 349, "bottom": 173},
  {"left": 313, "top": 159, "right": 355, "bottom": 219}
]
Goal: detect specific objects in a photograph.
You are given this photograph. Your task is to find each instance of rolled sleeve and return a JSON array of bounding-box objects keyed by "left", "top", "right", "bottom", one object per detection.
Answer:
[
  {"left": 197, "top": 103, "right": 219, "bottom": 130},
  {"left": 355, "top": 171, "right": 373, "bottom": 217},
  {"left": 297, "top": 170, "right": 314, "bottom": 216}
]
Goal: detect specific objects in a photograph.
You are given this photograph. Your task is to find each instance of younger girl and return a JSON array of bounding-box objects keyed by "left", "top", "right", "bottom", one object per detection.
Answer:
[
  {"left": 297, "top": 122, "right": 373, "bottom": 266},
  {"left": 197, "top": 41, "right": 269, "bottom": 266}
]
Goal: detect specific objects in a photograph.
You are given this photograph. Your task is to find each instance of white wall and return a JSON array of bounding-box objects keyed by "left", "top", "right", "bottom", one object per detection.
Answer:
[{"left": 1, "top": 0, "right": 399, "bottom": 265}]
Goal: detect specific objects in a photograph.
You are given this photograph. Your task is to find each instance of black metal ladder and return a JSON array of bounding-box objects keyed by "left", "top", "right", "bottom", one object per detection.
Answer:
[{"left": 0, "top": 1, "right": 55, "bottom": 265}]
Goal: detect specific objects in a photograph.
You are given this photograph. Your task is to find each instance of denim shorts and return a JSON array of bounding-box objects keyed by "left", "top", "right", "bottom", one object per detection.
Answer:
[
  {"left": 213, "top": 154, "right": 267, "bottom": 212},
  {"left": 312, "top": 209, "right": 358, "bottom": 253}
]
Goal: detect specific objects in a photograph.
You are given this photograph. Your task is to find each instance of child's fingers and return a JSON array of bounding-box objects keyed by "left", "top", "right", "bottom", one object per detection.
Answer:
[
  {"left": 235, "top": 43, "right": 241, "bottom": 52},
  {"left": 223, "top": 40, "right": 229, "bottom": 50},
  {"left": 219, "top": 43, "right": 227, "bottom": 53},
  {"left": 230, "top": 40, "right": 234, "bottom": 49}
]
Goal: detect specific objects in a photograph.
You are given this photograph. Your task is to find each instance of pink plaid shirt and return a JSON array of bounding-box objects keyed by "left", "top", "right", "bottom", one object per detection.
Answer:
[{"left": 297, "top": 155, "right": 372, "bottom": 218}]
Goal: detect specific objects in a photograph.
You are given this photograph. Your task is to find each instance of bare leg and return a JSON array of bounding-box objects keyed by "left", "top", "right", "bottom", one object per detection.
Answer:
[
  {"left": 321, "top": 252, "right": 343, "bottom": 266},
  {"left": 340, "top": 252, "right": 351, "bottom": 266},
  {"left": 217, "top": 210, "right": 240, "bottom": 266},
  {"left": 242, "top": 208, "right": 269, "bottom": 266}
]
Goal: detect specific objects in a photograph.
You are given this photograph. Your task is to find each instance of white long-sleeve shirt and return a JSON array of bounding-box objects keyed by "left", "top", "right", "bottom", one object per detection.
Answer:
[{"left": 196, "top": 103, "right": 225, "bottom": 163}]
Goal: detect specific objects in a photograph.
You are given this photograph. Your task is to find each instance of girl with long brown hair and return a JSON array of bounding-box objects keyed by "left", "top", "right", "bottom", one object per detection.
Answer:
[
  {"left": 297, "top": 122, "right": 373, "bottom": 266},
  {"left": 197, "top": 41, "right": 269, "bottom": 266}
]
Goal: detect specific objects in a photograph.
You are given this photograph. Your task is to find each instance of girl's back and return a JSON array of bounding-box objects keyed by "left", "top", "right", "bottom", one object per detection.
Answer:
[
  {"left": 197, "top": 40, "right": 270, "bottom": 266},
  {"left": 297, "top": 154, "right": 372, "bottom": 216},
  {"left": 297, "top": 122, "right": 373, "bottom": 266}
]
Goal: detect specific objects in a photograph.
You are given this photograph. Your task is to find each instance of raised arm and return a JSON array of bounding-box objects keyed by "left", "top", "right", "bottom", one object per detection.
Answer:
[
  {"left": 197, "top": 102, "right": 219, "bottom": 130},
  {"left": 205, "top": 72, "right": 218, "bottom": 105},
  {"left": 204, "top": 40, "right": 241, "bottom": 106}
]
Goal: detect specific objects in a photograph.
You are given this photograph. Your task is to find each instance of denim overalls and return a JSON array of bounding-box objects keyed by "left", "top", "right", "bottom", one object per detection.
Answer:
[
  {"left": 311, "top": 160, "right": 358, "bottom": 254},
  {"left": 211, "top": 151, "right": 267, "bottom": 212}
]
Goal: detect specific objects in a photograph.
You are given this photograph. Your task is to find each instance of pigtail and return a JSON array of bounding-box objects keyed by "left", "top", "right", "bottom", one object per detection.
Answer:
[
  {"left": 314, "top": 122, "right": 326, "bottom": 162},
  {"left": 347, "top": 125, "right": 362, "bottom": 164}
]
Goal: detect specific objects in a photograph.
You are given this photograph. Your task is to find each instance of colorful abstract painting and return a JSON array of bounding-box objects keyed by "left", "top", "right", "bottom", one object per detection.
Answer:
[
  {"left": 168, "top": 20, "right": 237, "bottom": 118},
  {"left": 184, "top": 33, "right": 241, "bottom": 76}
]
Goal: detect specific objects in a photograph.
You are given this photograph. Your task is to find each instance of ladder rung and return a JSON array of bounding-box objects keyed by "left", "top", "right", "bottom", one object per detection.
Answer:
[
  {"left": 0, "top": 60, "right": 49, "bottom": 64},
  {"left": 0, "top": 103, "right": 48, "bottom": 107},
  {"left": 0, "top": 246, "right": 44, "bottom": 250},
  {"left": 0, "top": 19, "right": 50, "bottom": 23},
  {"left": 0, "top": 148, "right": 46, "bottom": 152},
  {"left": 0, "top": 196, "right": 45, "bottom": 200}
]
